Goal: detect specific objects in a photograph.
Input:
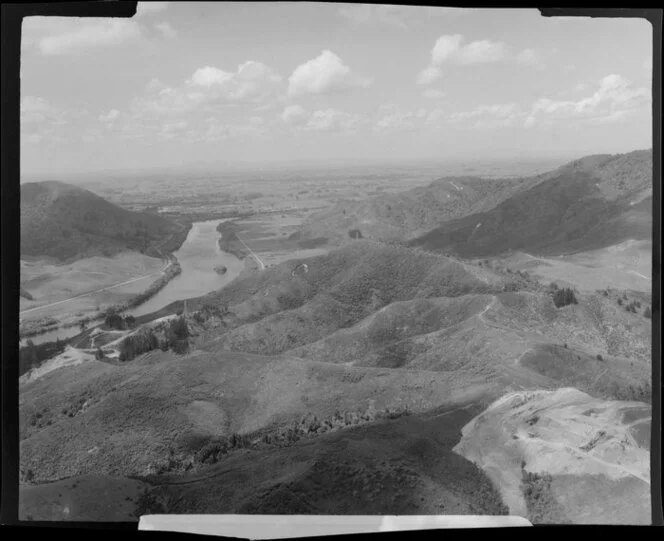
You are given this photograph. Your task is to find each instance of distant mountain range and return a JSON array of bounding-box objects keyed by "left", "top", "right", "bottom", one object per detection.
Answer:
[
  {"left": 20, "top": 181, "right": 180, "bottom": 262},
  {"left": 298, "top": 149, "right": 652, "bottom": 258}
]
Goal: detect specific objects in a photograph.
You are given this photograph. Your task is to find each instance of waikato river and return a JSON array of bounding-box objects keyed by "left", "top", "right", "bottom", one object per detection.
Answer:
[{"left": 22, "top": 220, "right": 243, "bottom": 346}]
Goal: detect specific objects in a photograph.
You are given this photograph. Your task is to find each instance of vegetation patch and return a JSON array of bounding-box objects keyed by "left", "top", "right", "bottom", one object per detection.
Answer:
[{"left": 521, "top": 469, "right": 570, "bottom": 524}]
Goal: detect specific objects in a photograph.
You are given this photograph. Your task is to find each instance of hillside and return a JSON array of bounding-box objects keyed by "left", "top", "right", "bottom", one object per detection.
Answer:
[
  {"left": 410, "top": 150, "right": 652, "bottom": 258},
  {"left": 18, "top": 240, "right": 651, "bottom": 521},
  {"left": 21, "top": 181, "right": 180, "bottom": 262},
  {"left": 454, "top": 388, "right": 651, "bottom": 524},
  {"left": 295, "top": 150, "right": 651, "bottom": 254},
  {"left": 295, "top": 174, "right": 549, "bottom": 244}
]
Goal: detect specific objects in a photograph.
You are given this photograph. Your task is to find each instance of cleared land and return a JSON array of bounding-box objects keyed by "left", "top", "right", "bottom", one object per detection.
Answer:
[{"left": 498, "top": 240, "right": 651, "bottom": 293}]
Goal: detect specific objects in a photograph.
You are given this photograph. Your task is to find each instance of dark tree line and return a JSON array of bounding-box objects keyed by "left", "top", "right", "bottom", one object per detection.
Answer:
[{"left": 19, "top": 339, "right": 66, "bottom": 377}]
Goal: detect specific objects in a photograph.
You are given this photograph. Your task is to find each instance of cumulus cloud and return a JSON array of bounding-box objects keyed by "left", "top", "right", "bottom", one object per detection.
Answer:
[
  {"left": 34, "top": 19, "right": 143, "bottom": 55},
  {"left": 281, "top": 104, "right": 308, "bottom": 125},
  {"left": 133, "top": 61, "right": 283, "bottom": 118},
  {"left": 417, "top": 34, "right": 507, "bottom": 85},
  {"left": 23, "top": 10, "right": 176, "bottom": 55},
  {"left": 525, "top": 74, "right": 650, "bottom": 127},
  {"left": 154, "top": 22, "right": 177, "bottom": 39},
  {"left": 188, "top": 61, "right": 283, "bottom": 101},
  {"left": 287, "top": 50, "right": 372, "bottom": 97}
]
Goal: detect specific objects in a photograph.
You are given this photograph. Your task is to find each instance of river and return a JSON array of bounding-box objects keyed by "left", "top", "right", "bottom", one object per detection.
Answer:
[{"left": 22, "top": 220, "right": 243, "bottom": 346}]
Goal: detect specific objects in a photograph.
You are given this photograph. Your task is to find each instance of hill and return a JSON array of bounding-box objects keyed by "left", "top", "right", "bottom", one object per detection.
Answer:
[
  {"left": 409, "top": 150, "right": 652, "bottom": 258},
  {"left": 18, "top": 239, "right": 651, "bottom": 523},
  {"left": 21, "top": 181, "right": 180, "bottom": 262},
  {"left": 294, "top": 150, "right": 651, "bottom": 254},
  {"left": 295, "top": 174, "right": 549, "bottom": 244},
  {"left": 454, "top": 388, "right": 651, "bottom": 524}
]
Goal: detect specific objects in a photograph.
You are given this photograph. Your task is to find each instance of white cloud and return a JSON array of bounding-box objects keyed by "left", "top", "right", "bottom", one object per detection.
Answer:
[
  {"left": 281, "top": 104, "right": 308, "bottom": 125},
  {"left": 287, "top": 50, "right": 372, "bottom": 97},
  {"left": 132, "top": 61, "right": 283, "bottom": 117},
  {"left": 431, "top": 34, "right": 464, "bottom": 65},
  {"left": 455, "top": 40, "right": 507, "bottom": 64},
  {"left": 99, "top": 109, "right": 120, "bottom": 123},
  {"left": 36, "top": 19, "right": 142, "bottom": 55},
  {"left": 189, "top": 66, "right": 233, "bottom": 87},
  {"left": 416, "top": 67, "right": 442, "bottom": 86},
  {"left": 431, "top": 34, "right": 507, "bottom": 66},
  {"left": 187, "top": 61, "right": 283, "bottom": 102},
  {"left": 527, "top": 74, "right": 650, "bottom": 126},
  {"left": 136, "top": 2, "right": 170, "bottom": 17},
  {"left": 154, "top": 21, "right": 177, "bottom": 39},
  {"left": 423, "top": 89, "right": 446, "bottom": 100},
  {"left": 417, "top": 34, "right": 507, "bottom": 84}
]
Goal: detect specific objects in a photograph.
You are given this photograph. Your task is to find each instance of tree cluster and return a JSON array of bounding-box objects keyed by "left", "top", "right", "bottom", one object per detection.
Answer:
[{"left": 552, "top": 287, "right": 578, "bottom": 308}]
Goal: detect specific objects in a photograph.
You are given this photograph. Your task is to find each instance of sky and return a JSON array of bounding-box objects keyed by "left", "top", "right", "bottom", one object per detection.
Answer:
[{"left": 20, "top": 3, "right": 653, "bottom": 179}]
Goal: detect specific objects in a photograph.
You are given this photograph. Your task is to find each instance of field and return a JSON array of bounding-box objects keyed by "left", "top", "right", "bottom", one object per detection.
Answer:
[
  {"left": 497, "top": 240, "right": 651, "bottom": 293},
  {"left": 19, "top": 252, "right": 166, "bottom": 334}
]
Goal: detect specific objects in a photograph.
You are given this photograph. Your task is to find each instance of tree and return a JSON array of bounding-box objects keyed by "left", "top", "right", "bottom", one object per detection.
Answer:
[{"left": 95, "top": 347, "right": 104, "bottom": 360}]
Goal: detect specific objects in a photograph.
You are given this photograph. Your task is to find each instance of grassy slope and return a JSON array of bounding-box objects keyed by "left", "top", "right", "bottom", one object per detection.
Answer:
[
  {"left": 19, "top": 234, "right": 652, "bottom": 520},
  {"left": 410, "top": 150, "right": 652, "bottom": 258},
  {"left": 19, "top": 348, "right": 504, "bottom": 483},
  {"left": 138, "top": 402, "right": 509, "bottom": 516},
  {"left": 21, "top": 181, "right": 180, "bottom": 262},
  {"left": 297, "top": 174, "right": 549, "bottom": 244}
]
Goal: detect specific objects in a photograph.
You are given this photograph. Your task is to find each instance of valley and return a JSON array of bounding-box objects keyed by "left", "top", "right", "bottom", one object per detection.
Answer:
[{"left": 17, "top": 151, "right": 654, "bottom": 525}]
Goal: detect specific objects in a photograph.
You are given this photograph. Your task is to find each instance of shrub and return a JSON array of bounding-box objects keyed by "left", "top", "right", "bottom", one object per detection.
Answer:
[
  {"left": 596, "top": 354, "right": 603, "bottom": 361},
  {"left": 643, "top": 306, "right": 652, "bottom": 319},
  {"left": 95, "top": 347, "right": 104, "bottom": 360},
  {"left": 105, "top": 313, "right": 127, "bottom": 330},
  {"left": 552, "top": 287, "right": 578, "bottom": 308},
  {"left": 119, "top": 329, "right": 159, "bottom": 362}
]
